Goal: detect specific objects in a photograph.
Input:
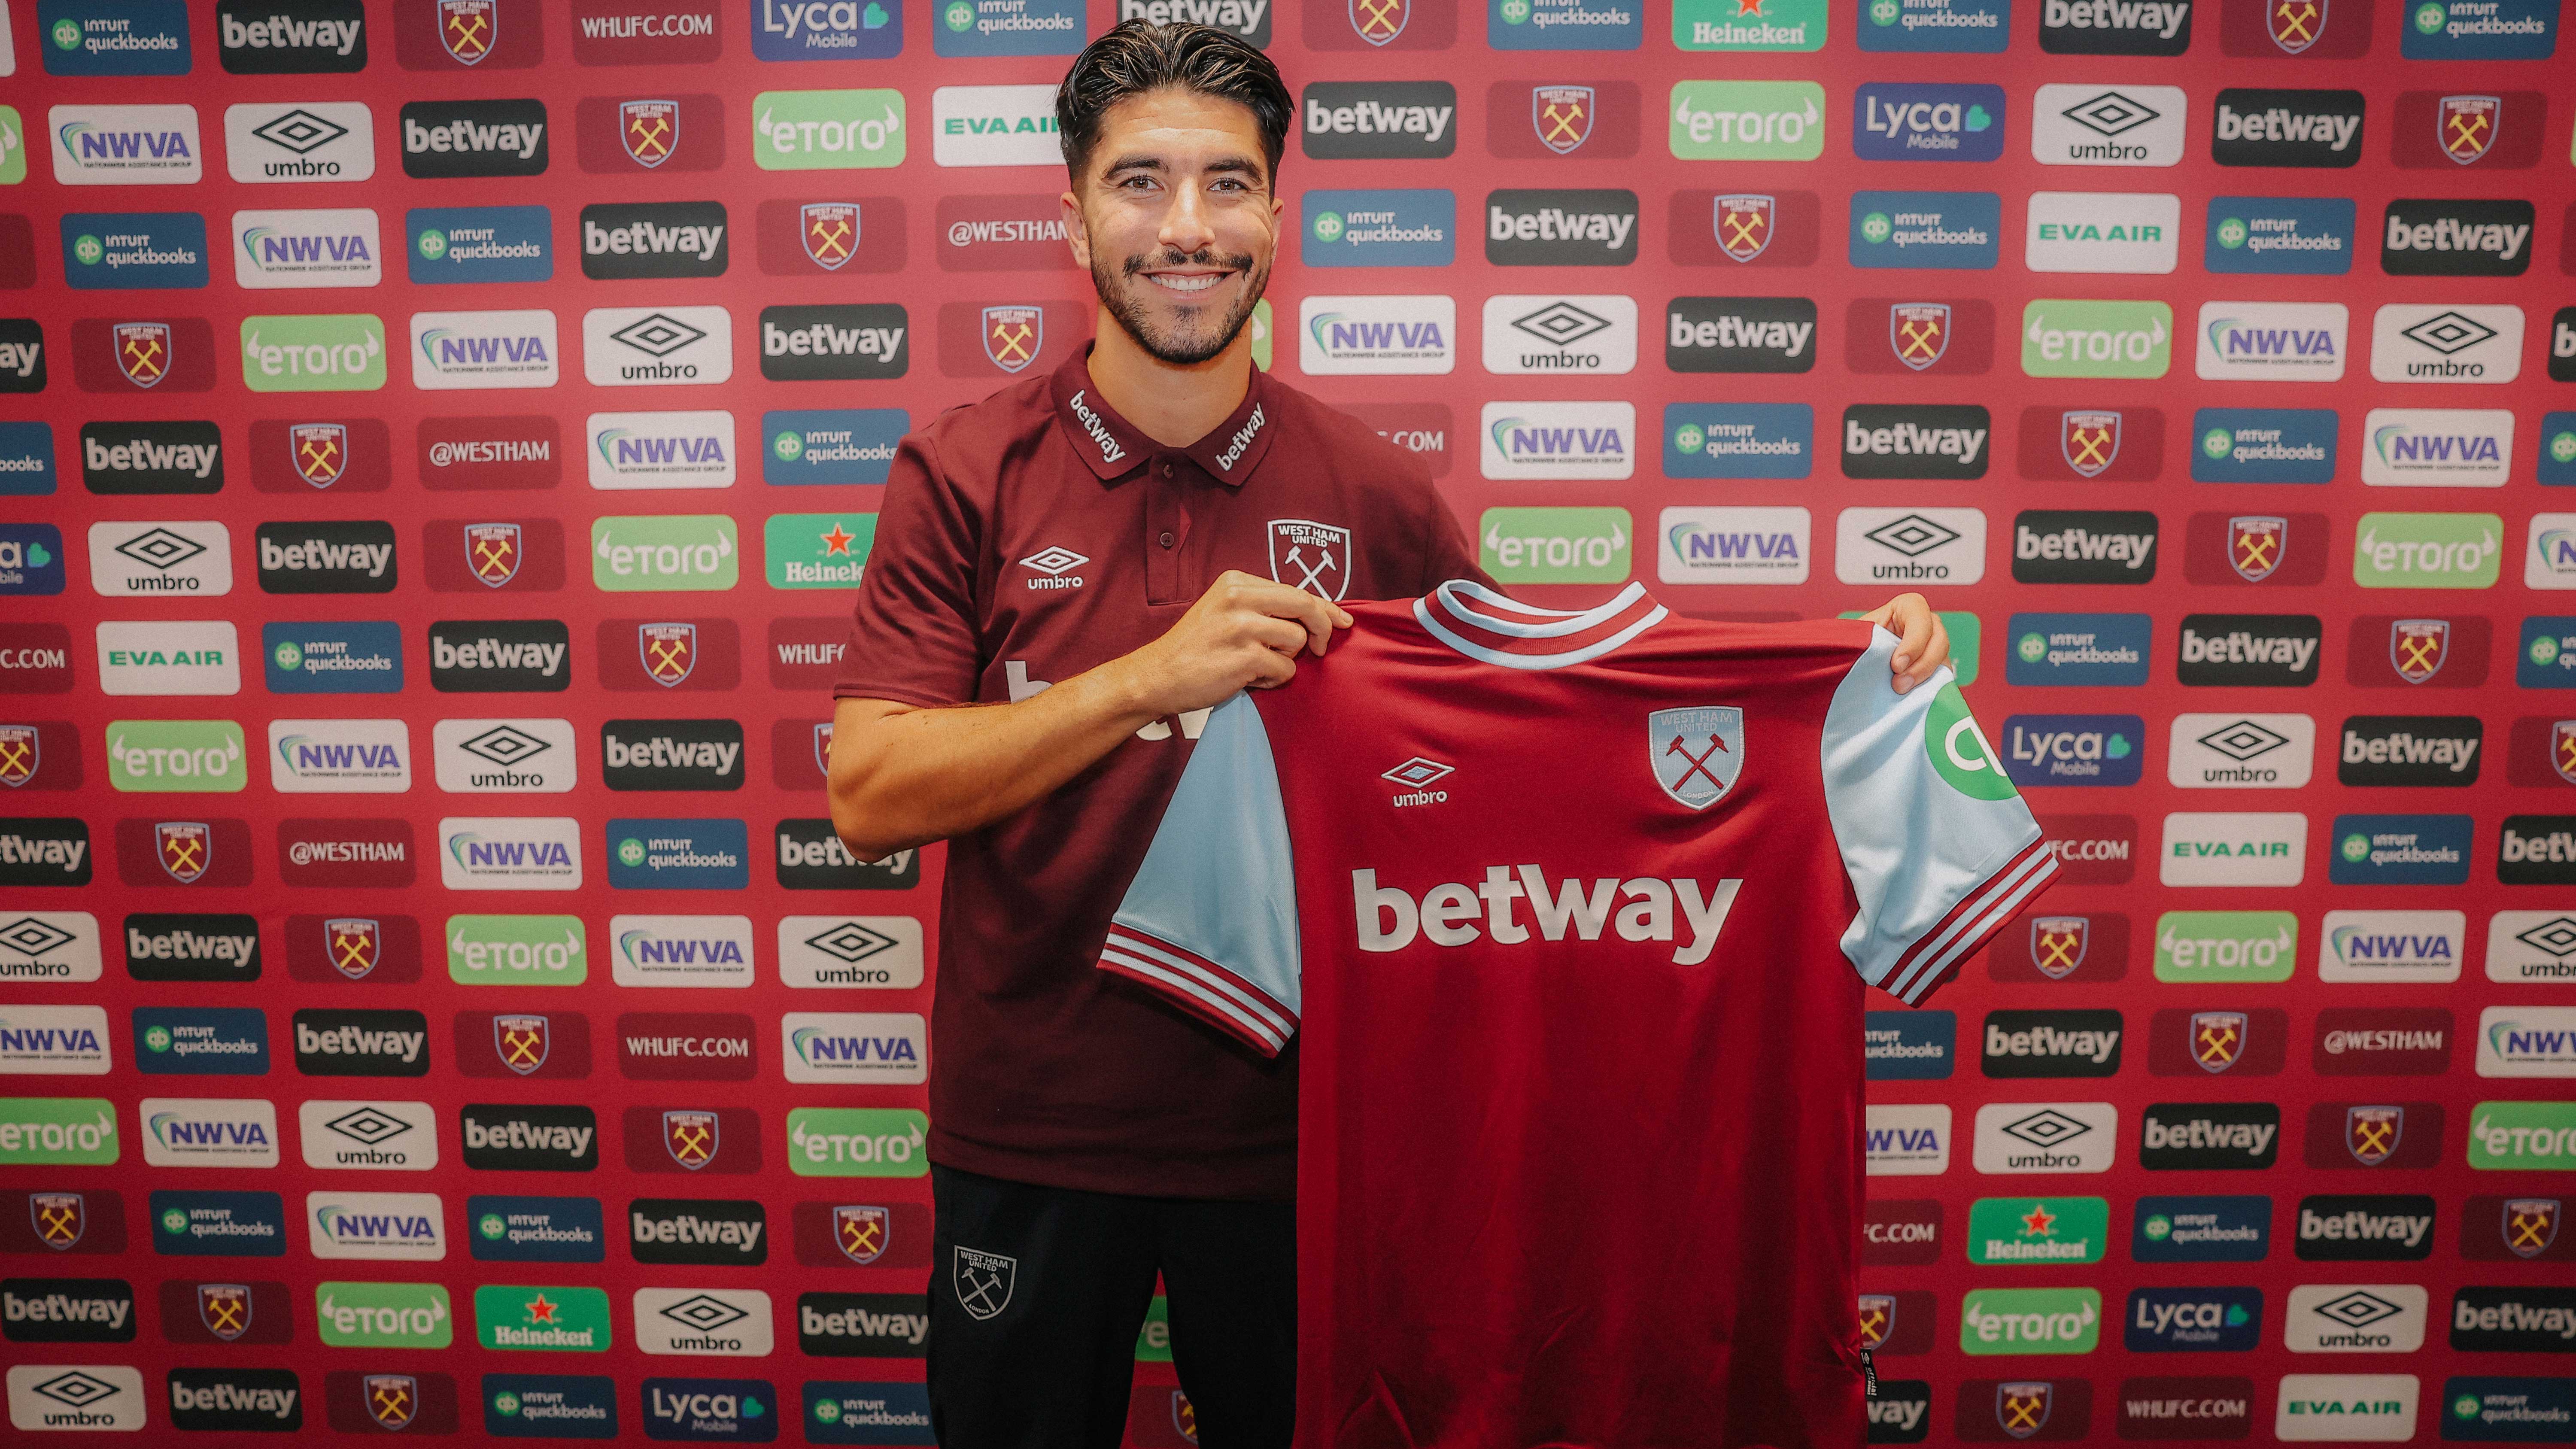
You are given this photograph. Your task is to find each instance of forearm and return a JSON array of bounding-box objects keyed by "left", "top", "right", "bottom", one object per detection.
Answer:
[{"left": 828, "top": 660, "right": 1163, "bottom": 860}]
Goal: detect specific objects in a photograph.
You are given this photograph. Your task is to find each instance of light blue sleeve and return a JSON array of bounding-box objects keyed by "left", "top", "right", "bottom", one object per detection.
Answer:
[
  {"left": 1821, "top": 629, "right": 2057, "bottom": 1005},
  {"left": 1100, "top": 692, "right": 1303, "bottom": 1056}
]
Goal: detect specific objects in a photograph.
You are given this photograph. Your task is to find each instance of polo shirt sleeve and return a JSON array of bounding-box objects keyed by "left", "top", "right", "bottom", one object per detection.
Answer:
[{"left": 833, "top": 432, "right": 986, "bottom": 709}]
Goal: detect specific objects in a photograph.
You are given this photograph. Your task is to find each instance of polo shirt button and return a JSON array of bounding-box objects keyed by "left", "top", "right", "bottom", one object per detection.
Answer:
[
  {"left": 1158, "top": 530, "right": 1175, "bottom": 549},
  {"left": 1159, "top": 462, "right": 1173, "bottom": 477}
]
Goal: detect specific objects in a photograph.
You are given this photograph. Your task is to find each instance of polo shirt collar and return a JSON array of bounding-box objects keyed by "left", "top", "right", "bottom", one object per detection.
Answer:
[{"left": 1048, "top": 344, "right": 1278, "bottom": 488}]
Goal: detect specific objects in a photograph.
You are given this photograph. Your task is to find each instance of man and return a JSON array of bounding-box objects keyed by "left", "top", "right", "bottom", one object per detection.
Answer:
[{"left": 826, "top": 22, "right": 1952, "bottom": 1446}]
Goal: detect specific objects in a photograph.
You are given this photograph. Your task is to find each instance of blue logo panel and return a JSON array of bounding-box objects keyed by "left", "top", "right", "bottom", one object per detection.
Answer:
[
  {"left": 150, "top": 1189, "right": 289, "bottom": 1257},
  {"left": 1856, "top": 0, "right": 2010, "bottom": 49},
  {"left": 2123, "top": 1285, "right": 2264, "bottom": 1352},
  {"left": 132, "top": 1007, "right": 270, "bottom": 1075},
  {"left": 2132, "top": 1195, "right": 2273, "bottom": 1264},
  {"left": 2442, "top": 1378, "right": 2576, "bottom": 1443},
  {"left": 61, "top": 212, "right": 210, "bottom": 289},
  {"left": 1865, "top": 1010, "right": 1954, "bottom": 1080},
  {"left": 2190, "top": 408, "right": 2337, "bottom": 484},
  {"left": 468, "top": 1195, "right": 608, "bottom": 1263},
  {"left": 2203, "top": 197, "right": 2354, "bottom": 276},
  {"left": 39, "top": 0, "right": 191, "bottom": 73},
  {"left": 2522, "top": 618, "right": 2576, "bottom": 690},
  {"left": 803, "top": 1382, "right": 935, "bottom": 1445},
  {"left": 1851, "top": 84, "right": 2005, "bottom": 161},
  {"left": 1301, "top": 190, "right": 1457, "bottom": 269},
  {"left": 642, "top": 1378, "right": 780, "bottom": 1442},
  {"left": 1491, "top": 0, "right": 1646, "bottom": 48},
  {"left": 1848, "top": 191, "right": 1999, "bottom": 269},
  {"left": 2400, "top": 0, "right": 2557, "bottom": 56},
  {"left": 2005, "top": 613, "right": 2151, "bottom": 687},
  {"left": 2330, "top": 814, "right": 2471, "bottom": 885},
  {"left": 762, "top": 409, "right": 908, "bottom": 486},
  {"left": 608, "top": 818, "right": 752, "bottom": 890},
  {"left": 2539, "top": 413, "right": 2576, "bottom": 487},
  {"left": 487, "top": 1376, "right": 621, "bottom": 1439},
  {"left": 751, "top": 0, "right": 903, "bottom": 59},
  {"left": 0, "top": 524, "right": 67, "bottom": 596},
  {"left": 933, "top": 0, "right": 1084, "bottom": 53},
  {"left": 1664, "top": 404, "right": 1813, "bottom": 480},
  {"left": 2003, "top": 714, "right": 2145, "bottom": 787},
  {"left": 408, "top": 207, "right": 554, "bottom": 285},
  {"left": 0, "top": 424, "right": 56, "bottom": 496},
  {"left": 263, "top": 621, "right": 405, "bottom": 694}
]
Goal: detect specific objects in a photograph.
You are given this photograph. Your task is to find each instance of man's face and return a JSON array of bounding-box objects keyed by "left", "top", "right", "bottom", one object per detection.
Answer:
[{"left": 1063, "top": 87, "right": 1281, "bottom": 366}]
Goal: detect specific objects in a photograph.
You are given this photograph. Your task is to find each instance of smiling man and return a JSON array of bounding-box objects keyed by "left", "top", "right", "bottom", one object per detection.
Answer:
[{"left": 826, "top": 21, "right": 1950, "bottom": 1447}]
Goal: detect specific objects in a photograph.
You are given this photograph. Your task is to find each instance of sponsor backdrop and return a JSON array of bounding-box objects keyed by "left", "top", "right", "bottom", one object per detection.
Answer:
[{"left": 0, "top": 0, "right": 2573, "bottom": 1441}]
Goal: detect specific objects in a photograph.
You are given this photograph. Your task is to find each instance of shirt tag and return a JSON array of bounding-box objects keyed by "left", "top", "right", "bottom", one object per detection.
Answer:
[{"left": 1862, "top": 1348, "right": 1878, "bottom": 1399}]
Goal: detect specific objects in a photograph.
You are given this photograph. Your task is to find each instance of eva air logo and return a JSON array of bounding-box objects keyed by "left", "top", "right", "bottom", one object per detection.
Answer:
[
  {"left": 2413, "top": 0, "right": 2445, "bottom": 30},
  {"left": 1925, "top": 683, "right": 2016, "bottom": 800},
  {"left": 1860, "top": 211, "right": 1893, "bottom": 244},
  {"left": 1312, "top": 211, "right": 1346, "bottom": 243},
  {"left": 617, "top": 837, "right": 645, "bottom": 867},
  {"left": 945, "top": 0, "right": 975, "bottom": 26},
  {"left": 52, "top": 17, "right": 83, "bottom": 49}
]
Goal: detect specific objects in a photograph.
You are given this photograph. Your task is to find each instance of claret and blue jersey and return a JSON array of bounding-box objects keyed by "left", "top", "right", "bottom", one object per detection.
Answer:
[{"left": 1101, "top": 579, "right": 2055, "bottom": 1448}]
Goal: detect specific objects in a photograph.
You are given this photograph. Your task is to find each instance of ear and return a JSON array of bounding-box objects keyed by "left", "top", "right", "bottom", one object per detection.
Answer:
[{"left": 1060, "top": 187, "right": 1091, "bottom": 270}]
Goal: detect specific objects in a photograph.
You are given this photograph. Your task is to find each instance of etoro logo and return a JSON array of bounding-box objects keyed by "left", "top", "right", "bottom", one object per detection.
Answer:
[
  {"left": 1960, "top": 1288, "right": 2102, "bottom": 1354},
  {"left": 1667, "top": 82, "right": 1824, "bottom": 161}
]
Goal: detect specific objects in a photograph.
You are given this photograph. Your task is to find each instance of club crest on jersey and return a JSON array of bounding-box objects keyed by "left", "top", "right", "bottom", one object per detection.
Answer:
[
  {"left": 2346, "top": 1105, "right": 2403, "bottom": 1166},
  {"left": 158, "top": 821, "right": 210, "bottom": 884},
  {"left": 2228, "top": 515, "right": 2286, "bottom": 582},
  {"left": 1350, "top": 0, "right": 1408, "bottom": 44},
  {"left": 0, "top": 725, "right": 38, "bottom": 789},
  {"left": 981, "top": 307, "right": 1042, "bottom": 374},
  {"left": 2060, "top": 410, "right": 2120, "bottom": 478},
  {"left": 664, "top": 1109, "right": 719, "bottom": 1170},
  {"left": 1857, "top": 1294, "right": 1895, "bottom": 1350},
  {"left": 1533, "top": 86, "right": 1594, "bottom": 155},
  {"left": 1998, "top": 1383, "right": 2052, "bottom": 1440},
  {"left": 495, "top": 1015, "right": 549, "bottom": 1075},
  {"left": 622, "top": 100, "right": 678, "bottom": 168},
  {"left": 2390, "top": 619, "right": 2448, "bottom": 684},
  {"left": 1268, "top": 519, "right": 1352, "bottom": 601},
  {"left": 954, "top": 1246, "right": 1016, "bottom": 1321},
  {"left": 30, "top": 1192, "right": 83, "bottom": 1250},
  {"left": 365, "top": 1375, "right": 418, "bottom": 1431},
  {"left": 1890, "top": 304, "right": 1950, "bottom": 371},
  {"left": 2267, "top": 0, "right": 2324, "bottom": 50},
  {"left": 2505, "top": 1198, "right": 2559, "bottom": 1259},
  {"left": 292, "top": 423, "right": 347, "bottom": 488},
  {"left": 465, "top": 522, "right": 522, "bottom": 588},
  {"left": 2440, "top": 94, "right": 2499, "bottom": 165},
  {"left": 1171, "top": 1391, "right": 1198, "bottom": 1445},
  {"left": 833, "top": 1204, "right": 888, "bottom": 1264},
  {"left": 801, "top": 204, "right": 859, "bottom": 271},
  {"left": 2551, "top": 722, "right": 2576, "bottom": 785},
  {"left": 640, "top": 623, "right": 696, "bottom": 687},
  {"left": 440, "top": 0, "right": 495, "bottom": 63},
  {"left": 1649, "top": 707, "right": 1743, "bottom": 811},
  {"left": 326, "top": 917, "right": 380, "bottom": 979},
  {"left": 2191, "top": 1011, "right": 2247, "bottom": 1072},
  {"left": 198, "top": 1283, "right": 252, "bottom": 1341},
  {"left": 813, "top": 723, "right": 834, "bottom": 778},
  {"left": 115, "top": 322, "right": 171, "bottom": 389},
  {"left": 2030, "top": 917, "right": 2089, "bottom": 978},
  {"left": 1714, "top": 194, "right": 1774, "bottom": 263}
]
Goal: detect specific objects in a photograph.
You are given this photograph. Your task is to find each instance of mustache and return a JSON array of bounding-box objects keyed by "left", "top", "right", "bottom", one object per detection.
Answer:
[{"left": 1121, "top": 246, "right": 1257, "bottom": 278}]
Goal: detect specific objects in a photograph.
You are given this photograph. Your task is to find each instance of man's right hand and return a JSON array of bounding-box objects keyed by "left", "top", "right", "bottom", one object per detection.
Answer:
[{"left": 1108, "top": 570, "right": 1353, "bottom": 718}]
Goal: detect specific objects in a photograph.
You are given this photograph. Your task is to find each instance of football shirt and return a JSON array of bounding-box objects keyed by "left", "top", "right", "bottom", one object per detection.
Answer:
[{"left": 1101, "top": 580, "right": 2056, "bottom": 1447}]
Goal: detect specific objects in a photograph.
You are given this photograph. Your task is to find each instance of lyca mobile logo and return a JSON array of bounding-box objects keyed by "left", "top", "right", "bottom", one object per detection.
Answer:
[
  {"left": 1853, "top": 83, "right": 2002, "bottom": 161},
  {"left": 1669, "top": 82, "right": 1823, "bottom": 161},
  {"left": 753, "top": 0, "right": 901, "bottom": 59},
  {"left": 753, "top": 90, "right": 905, "bottom": 169}
]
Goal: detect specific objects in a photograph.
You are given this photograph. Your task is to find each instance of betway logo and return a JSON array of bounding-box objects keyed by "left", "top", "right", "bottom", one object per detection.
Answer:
[
  {"left": 2, "top": 837, "right": 86, "bottom": 873},
  {"left": 1066, "top": 390, "right": 1125, "bottom": 464},
  {"left": 583, "top": 219, "right": 723, "bottom": 262},
  {"left": 1986, "top": 1020, "right": 2120, "bottom": 1064},
  {"left": 431, "top": 636, "right": 565, "bottom": 675},
  {"left": 222, "top": 10, "right": 363, "bottom": 52},
  {"left": 603, "top": 733, "right": 739, "bottom": 774},
  {"left": 463, "top": 1118, "right": 593, "bottom": 1155},
  {"left": 296, "top": 1022, "right": 424, "bottom": 1062},
  {"left": 404, "top": 116, "right": 545, "bottom": 159},
  {"left": 1846, "top": 419, "right": 1986, "bottom": 462},
  {"left": 84, "top": 435, "right": 217, "bottom": 479},
  {"left": 2, "top": 1289, "right": 131, "bottom": 1331},
  {"left": 171, "top": 1382, "right": 298, "bottom": 1419},
  {"left": 2182, "top": 629, "right": 2316, "bottom": 671},
  {"left": 2143, "top": 1116, "right": 2275, "bottom": 1155},
  {"left": 1487, "top": 207, "right": 1635, "bottom": 251},
  {"left": 128, "top": 923, "right": 251, "bottom": 961},
  {"left": 634, "top": 1209, "right": 761, "bottom": 1250},
  {"left": 1672, "top": 312, "right": 1812, "bottom": 355},
  {"left": 1868, "top": 1399, "right": 1928, "bottom": 1434},
  {"left": 2300, "top": 1206, "right": 2431, "bottom": 1248},
  {"left": 1354, "top": 866, "right": 1741, "bottom": 966},
  {"left": 2385, "top": 214, "right": 2528, "bottom": 261},
  {"left": 1212, "top": 405, "right": 1264, "bottom": 473},
  {"left": 0, "top": 343, "right": 39, "bottom": 379},
  {"left": 2342, "top": 730, "right": 2475, "bottom": 772},
  {"left": 2215, "top": 104, "right": 2358, "bottom": 151},
  {"left": 802, "top": 1303, "right": 928, "bottom": 1343},
  {"left": 2017, "top": 525, "right": 2154, "bottom": 568},
  {"left": 2454, "top": 1300, "right": 2576, "bottom": 1340},
  {"left": 1304, "top": 97, "right": 1451, "bottom": 142},
  {"left": 2041, "top": 0, "right": 2187, "bottom": 34},
  {"left": 259, "top": 536, "right": 390, "bottom": 577},
  {"left": 761, "top": 319, "right": 904, "bottom": 358}
]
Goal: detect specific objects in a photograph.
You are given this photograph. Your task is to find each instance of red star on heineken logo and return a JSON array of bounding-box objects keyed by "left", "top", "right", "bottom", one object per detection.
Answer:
[
  {"left": 524, "top": 1293, "right": 560, "bottom": 1325},
  {"left": 819, "top": 522, "right": 855, "bottom": 555},
  {"left": 1734, "top": 0, "right": 1765, "bottom": 13},
  {"left": 2020, "top": 1203, "right": 2057, "bottom": 1237}
]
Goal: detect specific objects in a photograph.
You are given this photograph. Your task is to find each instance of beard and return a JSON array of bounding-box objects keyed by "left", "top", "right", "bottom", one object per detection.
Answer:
[{"left": 1094, "top": 243, "right": 1272, "bottom": 366}]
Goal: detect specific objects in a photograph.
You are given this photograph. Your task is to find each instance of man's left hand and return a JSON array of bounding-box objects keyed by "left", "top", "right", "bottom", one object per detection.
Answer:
[{"left": 1861, "top": 593, "right": 1948, "bottom": 695}]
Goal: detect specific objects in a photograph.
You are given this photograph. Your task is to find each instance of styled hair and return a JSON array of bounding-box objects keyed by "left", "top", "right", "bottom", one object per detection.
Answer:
[{"left": 1056, "top": 20, "right": 1291, "bottom": 185}]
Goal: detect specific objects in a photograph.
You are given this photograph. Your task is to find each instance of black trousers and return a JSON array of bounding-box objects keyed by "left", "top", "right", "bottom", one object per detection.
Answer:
[{"left": 927, "top": 1163, "right": 1294, "bottom": 1449}]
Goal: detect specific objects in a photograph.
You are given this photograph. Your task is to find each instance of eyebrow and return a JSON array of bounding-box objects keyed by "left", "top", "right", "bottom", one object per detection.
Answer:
[{"left": 1099, "top": 152, "right": 1270, "bottom": 185}]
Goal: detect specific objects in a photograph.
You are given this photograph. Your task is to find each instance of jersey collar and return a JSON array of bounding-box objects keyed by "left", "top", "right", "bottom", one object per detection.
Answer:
[
  {"left": 1048, "top": 344, "right": 1277, "bottom": 488},
  {"left": 1414, "top": 580, "right": 1670, "bottom": 670}
]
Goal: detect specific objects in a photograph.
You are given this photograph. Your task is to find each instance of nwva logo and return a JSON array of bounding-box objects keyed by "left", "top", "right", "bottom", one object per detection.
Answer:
[
  {"left": 604, "top": 434, "right": 722, "bottom": 468},
  {"left": 462, "top": 840, "right": 569, "bottom": 868},
  {"left": 782, "top": 1012, "right": 929, "bottom": 1083},
  {"left": 433, "top": 334, "right": 547, "bottom": 367},
  {"left": 2198, "top": 304, "right": 2347, "bottom": 379}
]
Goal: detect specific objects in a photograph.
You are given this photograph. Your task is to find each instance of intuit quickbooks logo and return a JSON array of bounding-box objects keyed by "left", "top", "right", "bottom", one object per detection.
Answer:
[{"left": 1301, "top": 189, "right": 1455, "bottom": 268}]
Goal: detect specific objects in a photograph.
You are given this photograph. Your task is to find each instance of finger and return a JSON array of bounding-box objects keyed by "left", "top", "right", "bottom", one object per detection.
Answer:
[
  {"left": 1245, "top": 648, "right": 1297, "bottom": 689},
  {"left": 1244, "top": 616, "right": 1311, "bottom": 658}
]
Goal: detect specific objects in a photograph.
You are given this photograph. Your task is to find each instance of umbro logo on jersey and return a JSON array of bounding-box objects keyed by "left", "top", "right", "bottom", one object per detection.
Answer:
[
  {"left": 1381, "top": 757, "right": 1453, "bottom": 807},
  {"left": 1019, "top": 547, "right": 1086, "bottom": 589}
]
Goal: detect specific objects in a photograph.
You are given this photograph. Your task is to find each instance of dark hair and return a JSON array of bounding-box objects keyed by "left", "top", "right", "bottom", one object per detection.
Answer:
[{"left": 1056, "top": 20, "right": 1291, "bottom": 185}]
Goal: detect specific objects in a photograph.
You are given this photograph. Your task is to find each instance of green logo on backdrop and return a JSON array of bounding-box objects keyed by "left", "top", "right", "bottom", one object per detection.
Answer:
[
  {"left": 1923, "top": 683, "right": 2016, "bottom": 800},
  {"left": 2154, "top": 911, "right": 2297, "bottom": 983},
  {"left": 2467, "top": 1101, "right": 2576, "bottom": 1170},
  {"left": 787, "top": 1107, "right": 930, "bottom": 1177},
  {"left": 0, "top": 108, "right": 25, "bottom": 187},
  {"left": 1249, "top": 299, "right": 1273, "bottom": 371},
  {"left": 0, "top": 1099, "right": 118, "bottom": 1164},
  {"left": 592, "top": 515, "right": 739, "bottom": 592},
  {"left": 447, "top": 915, "right": 588, "bottom": 985},
  {"left": 753, "top": 90, "right": 907, "bottom": 170},
  {"left": 2353, "top": 513, "right": 2501, "bottom": 589},
  {"left": 1967, "top": 1197, "right": 2109, "bottom": 1266},
  {"left": 1676, "top": 0, "right": 1826, "bottom": 49},
  {"left": 240, "top": 315, "right": 389, "bottom": 393},
  {"left": 1135, "top": 1295, "right": 1172, "bottom": 1362},
  {"left": 2021, "top": 301, "right": 2172, "bottom": 380},
  {"left": 476, "top": 1284, "right": 611, "bottom": 1351},
  {"left": 1960, "top": 1287, "right": 2101, "bottom": 1354},
  {"left": 764, "top": 513, "right": 877, "bottom": 589},
  {"left": 1479, "top": 507, "right": 1632, "bottom": 585},
  {"left": 1669, "top": 82, "right": 1827, "bottom": 160},
  {"left": 316, "top": 1282, "right": 453, "bottom": 1348},
  {"left": 106, "top": 720, "right": 249, "bottom": 793}
]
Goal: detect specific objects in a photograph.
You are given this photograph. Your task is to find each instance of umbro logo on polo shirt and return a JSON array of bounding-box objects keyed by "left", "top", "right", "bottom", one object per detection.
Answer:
[{"left": 1020, "top": 547, "right": 1088, "bottom": 590}]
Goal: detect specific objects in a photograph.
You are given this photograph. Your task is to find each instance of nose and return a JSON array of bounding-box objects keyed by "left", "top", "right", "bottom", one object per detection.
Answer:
[{"left": 1157, "top": 180, "right": 1217, "bottom": 259}]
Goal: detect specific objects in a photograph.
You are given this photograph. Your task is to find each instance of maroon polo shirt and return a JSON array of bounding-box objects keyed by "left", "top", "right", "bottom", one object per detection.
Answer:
[{"left": 835, "top": 344, "right": 1484, "bottom": 1200}]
